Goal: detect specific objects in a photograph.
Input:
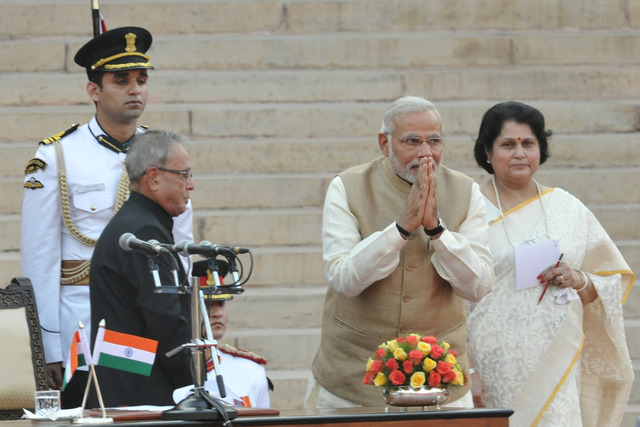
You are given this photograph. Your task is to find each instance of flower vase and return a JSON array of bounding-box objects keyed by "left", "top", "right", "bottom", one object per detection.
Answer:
[{"left": 382, "top": 386, "right": 449, "bottom": 411}]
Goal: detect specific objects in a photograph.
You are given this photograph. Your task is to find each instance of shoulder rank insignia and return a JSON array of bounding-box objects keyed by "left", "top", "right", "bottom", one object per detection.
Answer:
[
  {"left": 140, "top": 125, "right": 149, "bottom": 130},
  {"left": 219, "top": 344, "right": 267, "bottom": 365},
  {"left": 24, "top": 177, "right": 44, "bottom": 190},
  {"left": 39, "top": 124, "right": 79, "bottom": 145},
  {"left": 24, "top": 158, "right": 46, "bottom": 175}
]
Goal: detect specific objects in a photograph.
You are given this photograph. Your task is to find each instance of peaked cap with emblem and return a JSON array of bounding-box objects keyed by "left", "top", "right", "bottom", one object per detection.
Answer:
[{"left": 74, "top": 26, "right": 153, "bottom": 74}]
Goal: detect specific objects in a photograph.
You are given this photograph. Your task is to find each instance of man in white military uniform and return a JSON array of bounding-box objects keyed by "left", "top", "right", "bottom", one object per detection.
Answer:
[
  {"left": 21, "top": 27, "right": 193, "bottom": 407},
  {"left": 173, "top": 290, "right": 271, "bottom": 408}
]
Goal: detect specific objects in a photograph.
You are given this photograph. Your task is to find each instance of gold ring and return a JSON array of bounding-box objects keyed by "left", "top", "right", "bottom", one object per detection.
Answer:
[{"left": 558, "top": 275, "right": 565, "bottom": 284}]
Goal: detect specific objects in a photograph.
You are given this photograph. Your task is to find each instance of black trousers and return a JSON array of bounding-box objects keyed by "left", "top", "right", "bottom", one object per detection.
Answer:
[{"left": 61, "top": 369, "right": 90, "bottom": 409}]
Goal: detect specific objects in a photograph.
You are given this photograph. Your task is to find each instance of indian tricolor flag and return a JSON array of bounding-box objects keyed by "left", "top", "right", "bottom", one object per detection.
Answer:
[
  {"left": 62, "top": 327, "right": 92, "bottom": 390},
  {"left": 93, "top": 325, "right": 158, "bottom": 376}
]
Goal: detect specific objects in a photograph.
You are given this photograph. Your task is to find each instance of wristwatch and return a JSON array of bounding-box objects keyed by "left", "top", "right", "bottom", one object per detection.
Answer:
[{"left": 424, "top": 219, "right": 445, "bottom": 237}]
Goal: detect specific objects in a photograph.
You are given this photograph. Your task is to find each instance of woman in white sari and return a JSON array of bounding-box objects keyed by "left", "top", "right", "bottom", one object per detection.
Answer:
[{"left": 467, "top": 101, "right": 634, "bottom": 426}]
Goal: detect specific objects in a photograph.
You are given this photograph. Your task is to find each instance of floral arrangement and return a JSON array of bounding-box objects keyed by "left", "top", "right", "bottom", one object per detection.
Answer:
[{"left": 363, "top": 333, "right": 466, "bottom": 390}]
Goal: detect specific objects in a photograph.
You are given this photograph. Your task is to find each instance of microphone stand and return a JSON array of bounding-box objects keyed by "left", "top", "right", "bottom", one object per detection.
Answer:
[
  {"left": 148, "top": 256, "right": 162, "bottom": 289},
  {"left": 162, "top": 277, "right": 238, "bottom": 422},
  {"left": 153, "top": 252, "right": 186, "bottom": 294}
]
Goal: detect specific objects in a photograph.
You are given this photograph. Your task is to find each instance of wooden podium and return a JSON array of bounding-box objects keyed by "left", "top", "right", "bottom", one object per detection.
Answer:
[
  {"left": 229, "top": 407, "right": 512, "bottom": 426},
  {"left": 0, "top": 406, "right": 512, "bottom": 426}
]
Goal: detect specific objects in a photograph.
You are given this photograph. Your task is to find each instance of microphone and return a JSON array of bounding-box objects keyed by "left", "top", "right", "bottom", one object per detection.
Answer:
[
  {"left": 192, "top": 259, "right": 229, "bottom": 278},
  {"left": 200, "top": 241, "right": 251, "bottom": 255},
  {"left": 173, "top": 240, "right": 250, "bottom": 257},
  {"left": 209, "top": 243, "right": 250, "bottom": 255},
  {"left": 119, "top": 232, "right": 171, "bottom": 256}
]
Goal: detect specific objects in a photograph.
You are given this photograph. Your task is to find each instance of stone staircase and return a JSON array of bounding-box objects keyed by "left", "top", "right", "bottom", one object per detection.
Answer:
[{"left": 1, "top": 0, "right": 639, "bottom": 421}]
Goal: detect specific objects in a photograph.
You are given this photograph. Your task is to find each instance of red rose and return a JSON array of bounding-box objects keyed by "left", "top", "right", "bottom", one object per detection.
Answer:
[
  {"left": 443, "top": 370, "right": 457, "bottom": 383},
  {"left": 421, "top": 335, "right": 437, "bottom": 345},
  {"left": 385, "top": 358, "right": 399, "bottom": 371},
  {"left": 403, "top": 360, "right": 414, "bottom": 375},
  {"left": 362, "top": 371, "right": 375, "bottom": 385},
  {"left": 436, "top": 361, "right": 452, "bottom": 375},
  {"left": 376, "top": 348, "right": 387, "bottom": 359},
  {"left": 430, "top": 344, "right": 445, "bottom": 360},
  {"left": 396, "top": 337, "right": 406, "bottom": 343},
  {"left": 408, "top": 349, "right": 423, "bottom": 365},
  {"left": 370, "top": 360, "right": 383, "bottom": 374},
  {"left": 428, "top": 370, "right": 442, "bottom": 388},
  {"left": 405, "top": 335, "right": 418, "bottom": 347},
  {"left": 389, "top": 370, "right": 406, "bottom": 386},
  {"left": 449, "top": 350, "right": 457, "bottom": 357}
]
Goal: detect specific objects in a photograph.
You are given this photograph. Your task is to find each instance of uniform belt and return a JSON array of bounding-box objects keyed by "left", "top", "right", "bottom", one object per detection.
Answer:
[{"left": 61, "top": 260, "right": 90, "bottom": 286}]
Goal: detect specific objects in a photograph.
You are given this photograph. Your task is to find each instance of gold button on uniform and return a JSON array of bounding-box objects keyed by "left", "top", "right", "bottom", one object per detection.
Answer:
[{"left": 91, "top": 206, "right": 96, "bottom": 211}]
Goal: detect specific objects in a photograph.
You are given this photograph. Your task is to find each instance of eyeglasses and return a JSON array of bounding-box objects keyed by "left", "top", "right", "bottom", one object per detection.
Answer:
[
  {"left": 387, "top": 133, "right": 445, "bottom": 151},
  {"left": 155, "top": 166, "right": 193, "bottom": 180}
]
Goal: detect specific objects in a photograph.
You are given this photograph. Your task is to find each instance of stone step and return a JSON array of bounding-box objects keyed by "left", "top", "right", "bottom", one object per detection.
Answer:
[
  {"left": 220, "top": 288, "right": 325, "bottom": 332},
  {"left": 9, "top": 201, "right": 640, "bottom": 250},
  {"left": 630, "top": 360, "right": 640, "bottom": 405},
  {"left": 8, "top": 241, "right": 639, "bottom": 297},
  {"left": 4, "top": 166, "right": 640, "bottom": 216},
  {"left": 623, "top": 405, "right": 640, "bottom": 427},
  {"left": 2, "top": 100, "right": 639, "bottom": 143},
  {"left": 626, "top": 319, "right": 640, "bottom": 371},
  {"left": 4, "top": 65, "right": 640, "bottom": 108},
  {"left": 4, "top": 29, "right": 640, "bottom": 73},
  {"left": 264, "top": 368, "right": 310, "bottom": 410},
  {"left": 1, "top": 0, "right": 630, "bottom": 39},
  {"left": 625, "top": 281, "right": 640, "bottom": 319},
  {"left": 5, "top": 133, "right": 640, "bottom": 179}
]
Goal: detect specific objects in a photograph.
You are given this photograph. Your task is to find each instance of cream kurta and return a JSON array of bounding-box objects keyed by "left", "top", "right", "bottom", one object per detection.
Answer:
[{"left": 467, "top": 187, "right": 634, "bottom": 426}]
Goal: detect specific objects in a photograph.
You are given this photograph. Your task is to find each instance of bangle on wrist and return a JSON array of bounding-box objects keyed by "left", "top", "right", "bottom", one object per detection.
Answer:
[
  {"left": 468, "top": 367, "right": 477, "bottom": 375},
  {"left": 396, "top": 223, "right": 411, "bottom": 238},
  {"left": 576, "top": 270, "right": 589, "bottom": 292}
]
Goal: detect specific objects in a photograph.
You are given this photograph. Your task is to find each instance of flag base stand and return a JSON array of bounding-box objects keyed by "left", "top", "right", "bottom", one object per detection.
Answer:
[{"left": 162, "top": 392, "right": 238, "bottom": 421}]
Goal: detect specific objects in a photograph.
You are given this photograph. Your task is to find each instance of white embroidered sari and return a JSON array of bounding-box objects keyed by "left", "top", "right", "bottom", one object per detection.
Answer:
[{"left": 467, "top": 187, "right": 634, "bottom": 426}]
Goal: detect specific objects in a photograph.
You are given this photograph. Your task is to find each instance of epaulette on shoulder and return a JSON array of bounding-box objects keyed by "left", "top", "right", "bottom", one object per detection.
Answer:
[
  {"left": 39, "top": 124, "right": 79, "bottom": 145},
  {"left": 219, "top": 344, "right": 267, "bottom": 365},
  {"left": 140, "top": 125, "right": 150, "bottom": 130}
]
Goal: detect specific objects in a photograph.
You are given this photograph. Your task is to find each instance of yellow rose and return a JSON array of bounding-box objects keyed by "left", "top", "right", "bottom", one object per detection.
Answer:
[
  {"left": 417, "top": 342, "right": 432, "bottom": 356},
  {"left": 366, "top": 358, "right": 374, "bottom": 371},
  {"left": 387, "top": 340, "right": 399, "bottom": 352},
  {"left": 410, "top": 371, "right": 426, "bottom": 388},
  {"left": 423, "top": 357, "right": 437, "bottom": 372},
  {"left": 451, "top": 370, "right": 464, "bottom": 386},
  {"left": 374, "top": 372, "right": 387, "bottom": 387},
  {"left": 394, "top": 348, "right": 408, "bottom": 361},
  {"left": 445, "top": 353, "right": 457, "bottom": 365},
  {"left": 441, "top": 341, "right": 450, "bottom": 351}
]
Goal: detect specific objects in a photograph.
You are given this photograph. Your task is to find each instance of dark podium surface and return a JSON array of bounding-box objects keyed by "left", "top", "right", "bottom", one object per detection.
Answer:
[{"left": 0, "top": 406, "right": 512, "bottom": 426}]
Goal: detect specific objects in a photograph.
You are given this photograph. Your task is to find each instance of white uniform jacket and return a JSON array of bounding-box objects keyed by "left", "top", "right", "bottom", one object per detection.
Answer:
[{"left": 21, "top": 116, "right": 193, "bottom": 366}]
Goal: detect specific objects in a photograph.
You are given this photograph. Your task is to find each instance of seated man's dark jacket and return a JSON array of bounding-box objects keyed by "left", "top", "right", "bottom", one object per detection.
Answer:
[{"left": 89, "top": 191, "right": 192, "bottom": 406}]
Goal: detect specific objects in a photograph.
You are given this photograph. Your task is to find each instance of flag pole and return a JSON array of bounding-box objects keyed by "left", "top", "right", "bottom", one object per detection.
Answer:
[
  {"left": 89, "top": 364, "right": 109, "bottom": 419},
  {"left": 91, "top": 0, "right": 101, "bottom": 37},
  {"left": 74, "top": 320, "right": 113, "bottom": 424}
]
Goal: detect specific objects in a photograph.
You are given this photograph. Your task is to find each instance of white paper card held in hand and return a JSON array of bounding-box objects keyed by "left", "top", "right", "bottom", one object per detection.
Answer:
[{"left": 514, "top": 240, "right": 560, "bottom": 290}]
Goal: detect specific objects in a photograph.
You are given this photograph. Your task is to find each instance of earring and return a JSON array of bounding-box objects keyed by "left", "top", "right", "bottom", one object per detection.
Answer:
[{"left": 486, "top": 160, "right": 490, "bottom": 164}]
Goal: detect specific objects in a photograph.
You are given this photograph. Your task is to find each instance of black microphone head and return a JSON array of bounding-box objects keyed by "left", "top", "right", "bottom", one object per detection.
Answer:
[
  {"left": 192, "top": 259, "right": 229, "bottom": 278},
  {"left": 118, "top": 232, "right": 135, "bottom": 251}
]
